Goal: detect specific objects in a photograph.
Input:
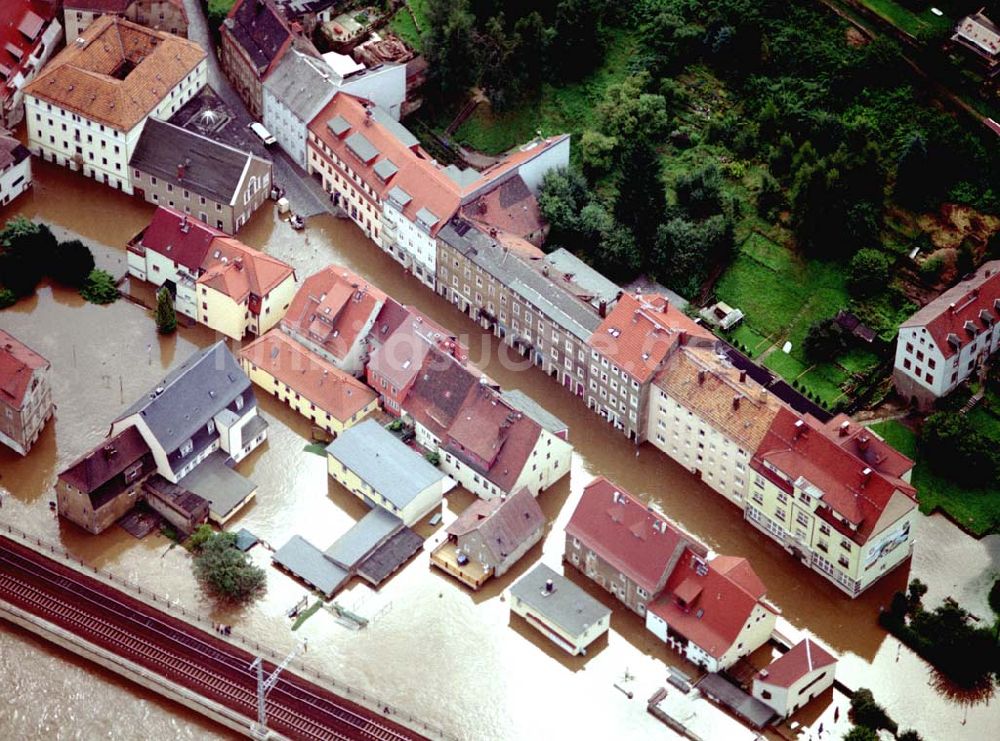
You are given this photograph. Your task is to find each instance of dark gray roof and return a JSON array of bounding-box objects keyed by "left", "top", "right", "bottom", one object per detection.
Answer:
[
  {"left": 696, "top": 674, "right": 776, "bottom": 729},
  {"left": 264, "top": 49, "right": 338, "bottom": 124},
  {"left": 345, "top": 131, "right": 379, "bottom": 163},
  {"left": 115, "top": 342, "right": 252, "bottom": 454},
  {"left": 369, "top": 106, "right": 419, "bottom": 148},
  {"left": 439, "top": 220, "right": 602, "bottom": 341},
  {"left": 356, "top": 527, "right": 423, "bottom": 585},
  {"left": 325, "top": 419, "right": 447, "bottom": 510},
  {"left": 273, "top": 535, "right": 349, "bottom": 596},
  {"left": 226, "top": 0, "right": 293, "bottom": 72},
  {"left": 327, "top": 114, "right": 351, "bottom": 137},
  {"left": 373, "top": 158, "right": 398, "bottom": 181},
  {"left": 177, "top": 450, "right": 256, "bottom": 522},
  {"left": 442, "top": 163, "right": 480, "bottom": 188},
  {"left": 510, "top": 564, "right": 610, "bottom": 638},
  {"left": 387, "top": 186, "right": 411, "bottom": 206},
  {"left": 324, "top": 507, "right": 402, "bottom": 569},
  {"left": 130, "top": 119, "right": 258, "bottom": 206},
  {"left": 415, "top": 207, "right": 440, "bottom": 227},
  {"left": 543, "top": 249, "right": 621, "bottom": 308},
  {"left": 500, "top": 390, "right": 568, "bottom": 435}
]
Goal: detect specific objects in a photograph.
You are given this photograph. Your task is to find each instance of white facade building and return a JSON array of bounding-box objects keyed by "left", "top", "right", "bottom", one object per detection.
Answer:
[{"left": 0, "top": 134, "right": 31, "bottom": 207}]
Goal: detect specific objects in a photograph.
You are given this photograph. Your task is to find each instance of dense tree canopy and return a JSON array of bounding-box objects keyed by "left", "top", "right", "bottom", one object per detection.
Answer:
[{"left": 192, "top": 531, "right": 267, "bottom": 605}]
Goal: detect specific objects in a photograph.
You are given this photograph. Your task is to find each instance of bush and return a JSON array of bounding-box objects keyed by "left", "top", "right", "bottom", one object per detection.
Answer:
[
  {"left": 185, "top": 524, "right": 215, "bottom": 553},
  {"left": 989, "top": 578, "right": 1000, "bottom": 617},
  {"left": 49, "top": 239, "right": 95, "bottom": 288},
  {"left": 847, "top": 248, "right": 892, "bottom": 298},
  {"left": 0, "top": 287, "right": 15, "bottom": 309},
  {"left": 921, "top": 412, "right": 998, "bottom": 488},
  {"left": 79, "top": 269, "right": 119, "bottom": 304},
  {"left": 919, "top": 254, "right": 945, "bottom": 281},
  {"left": 850, "top": 688, "right": 898, "bottom": 735},
  {"left": 192, "top": 531, "right": 266, "bottom": 604},
  {"left": 803, "top": 317, "right": 849, "bottom": 362},
  {"left": 424, "top": 450, "right": 441, "bottom": 466}
]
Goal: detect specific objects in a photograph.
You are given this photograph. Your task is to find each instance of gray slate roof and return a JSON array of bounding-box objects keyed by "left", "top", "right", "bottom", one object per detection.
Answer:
[
  {"left": 542, "top": 248, "right": 621, "bottom": 308},
  {"left": 510, "top": 563, "right": 610, "bottom": 638},
  {"left": 439, "top": 220, "right": 602, "bottom": 341},
  {"left": 373, "top": 158, "right": 398, "bottom": 181},
  {"left": 265, "top": 49, "right": 339, "bottom": 124},
  {"left": 346, "top": 131, "right": 379, "bottom": 162},
  {"left": 356, "top": 527, "right": 424, "bottom": 585},
  {"left": 501, "top": 390, "right": 568, "bottom": 435},
  {"left": 388, "top": 186, "right": 411, "bottom": 206},
  {"left": 273, "top": 535, "right": 349, "bottom": 596},
  {"left": 326, "top": 419, "right": 447, "bottom": 510},
  {"left": 369, "top": 105, "right": 419, "bottom": 148},
  {"left": 178, "top": 450, "right": 256, "bottom": 522},
  {"left": 115, "top": 342, "right": 252, "bottom": 455},
  {"left": 130, "top": 119, "right": 260, "bottom": 205},
  {"left": 324, "top": 507, "right": 402, "bottom": 569}
]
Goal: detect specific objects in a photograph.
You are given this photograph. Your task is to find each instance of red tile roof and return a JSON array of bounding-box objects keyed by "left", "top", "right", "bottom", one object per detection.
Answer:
[
  {"left": 281, "top": 265, "right": 386, "bottom": 362},
  {"left": 756, "top": 638, "right": 836, "bottom": 689},
  {"left": 24, "top": 15, "right": 205, "bottom": 131},
  {"left": 131, "top": 206, "right": 224, "bottom": 272},
  {"left": 240, "top": 330, "right": 376, "bottom": 422},
  {"left": 900, "top": 260, "right": 1000, "bottom": 359},
  {"left": 752, "top": 408, "right": 917, "bottom": 544},
  {"left": 0, "top": 329, "right": 49, "bottom": 410},
  {"left": 0, "top": 2, "right": 56, "bottom": 104},
  {"left": 649, "top": 551, "right": 774, "bottom": 660},
  {"left": 589, "top": 293, "right": 715, "bottom": 383},
  {"left": 198, "top": 235, "right": 294, "bottom": 305},
  {"left": 461, "top": 174, "right": 547, "bottom": 243},
  {"left": 565, "top": 476, "right": 708, "bottom": 595},
  {"left": 307, "top": 92, "right": 568, "bottom": 237},
  {"left": 367, "top": 301, "right": 463, "bottom": 394},
  {"left": 823, "top": 414, "right": 914, "bottom": 480}
]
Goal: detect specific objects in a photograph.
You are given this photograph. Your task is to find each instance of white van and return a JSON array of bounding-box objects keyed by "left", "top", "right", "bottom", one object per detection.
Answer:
[{"left": 248, "top": 122, "right": 276, "bottom": 146}]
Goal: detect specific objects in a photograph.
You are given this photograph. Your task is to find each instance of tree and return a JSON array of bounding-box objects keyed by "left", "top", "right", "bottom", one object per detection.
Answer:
[
  {"left": 424, "top": 450, "right": 441, "bottom": 466},
  {"left": 803, "top": 317, "right": 849, "bottom": 362},
  {"left": 654, "top": 215, "right": 734, "bottom": 300},
  {"left": 640, "top": 9, "right": 701, "bottom": 76},
  {"left": 757, "top": 171, "right": 785, "bottom": 220},
  {"left": 192, "top": 531, "right": 266, "bottom": 605},
  {"left": 921, "top": 412, "right": 998, "bottom": 488},
  {"left": 538, "top": 167, "right": 592, "bottom": 245},
  {"left": 595, "top": 225, "right": 641, "bottom": 283},
  {"left": 894, "top": 133, "right": 931, "bottom": 209},
  {"left": 476, "top": 13, "right": 522, "bottom": 110},
  {"left": 510, "top": 12, "right": 554, "bottom": 95},
  {"left": 549, "top": 0, "right": 610, "bottom": 80},
  {"left": 990, "top": 577, "right": 1000, "bottom": 617},
  {"left": 675, "top": 164, "right": 725, "bottom": 220},
  {"left": 79, "top": 269, "right": 119, "bottom": 304},
  {"left": 185, "top": 524, "right": 215, "bottom": 553},
  {"left": 0, "top": 287, "right": 15, "bottom": 309},
  {"left": 596, "top": 73, "right": 669, "bottom": 151},
  {"left": 614, "top": 140, "right": 666, "bottom": 253},
  {"left": 843, "top": 728, "right": 878, "bottom": 741},
  {"left": 907, "top": 578, "right": 928, "bottom": 615},
  {"left": 49, "top": 239, "right": 95, "bottom": 288},
  {"left": 579, "top": 129, "right": 618, "bottom": 175},
  {"left": 849, "top": 688, "right": 898, "bottom": 735},
  {"left": 155, "top": 287, "right": 177, "bottom": 334},
  {"left": 423, "top": 0, "right": 479, "bottom": 101},
  {"left": 847, "top": 248, "right": 892, "bottom": 298},
  {"left": 0, "top": 219, "right": 57, "bottom": 297}
]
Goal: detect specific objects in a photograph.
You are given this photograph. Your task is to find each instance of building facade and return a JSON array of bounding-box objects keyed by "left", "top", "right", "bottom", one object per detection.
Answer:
[
  {"left": 0, "top": 329, "right": 54, "bottom": 455},
  {"left": 0, "top": 132, "right": 32, "bottom": 207},
  {"left": 24, "top": 15, "right": 206, "bottom": 194},
  {"left": 893, "top": 261, "right": 1000, "bottom": 409},
  {"left": 0, "top": 1, "right": 63, "bottom": 129},
  {"left": 129, "top": 118, "right": 272, "bottom": 233},
  {"left": 220, "top": 0, "right": 297, "bottom": 119},
  {"left": 747, "top": 410, "right": 917, "bottom": 597},
  {"left": 752, "top": 639, "right": 837, "bottom": 718},
  {"left": 64, "top": 0, "right": 188, "bottom": 41}
]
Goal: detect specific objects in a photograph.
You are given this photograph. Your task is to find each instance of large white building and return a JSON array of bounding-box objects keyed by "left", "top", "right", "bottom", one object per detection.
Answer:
[
  {"left": 23, "top": 15, "right": 206, "bottom": 194},
  {"left": 893, "top": 260, "right": 1000, "bottom": 408}
]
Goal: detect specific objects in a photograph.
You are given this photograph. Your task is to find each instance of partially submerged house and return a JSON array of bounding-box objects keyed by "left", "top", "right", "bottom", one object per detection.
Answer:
[{"left": 431, "top": 488, "right": 544, "bottom": 590}]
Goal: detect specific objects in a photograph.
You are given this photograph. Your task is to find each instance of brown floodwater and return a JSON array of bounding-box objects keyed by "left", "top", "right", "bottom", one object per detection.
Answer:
[{"left": 1, "top": 160, "right": 999, "bottom": 740}]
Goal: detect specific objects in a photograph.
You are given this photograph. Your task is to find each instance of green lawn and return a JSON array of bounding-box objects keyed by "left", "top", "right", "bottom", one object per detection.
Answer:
[
  {"left": 871, "top": 420, "right": 1000, "bottom": 537},
  {"left": 389, "top": 0, "right": 428, "bottom": 52},
  {"left": 728, "top": 323, "right": 771, "bottom": 359},
  {"left": 860, "top": 0, "right": 952, "bottom": 38},
  {"left": 451, "top": 31, "right": 640, "bottom": 155},
  {"left": 763, "top": 351, "right": 847, "bottom": 406}
]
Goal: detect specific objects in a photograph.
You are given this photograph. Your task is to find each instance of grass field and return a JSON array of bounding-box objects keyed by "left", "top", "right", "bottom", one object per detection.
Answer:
[
  {"left": 389, "top": 0, "right": 428, "bottom": 52},
  {"left": 450, "top": 31, "right": 640, "bottom": 155},
  {"left": 871, "top": 420, "right": 1000, "bottom": 537},
  {"left": 860, "top": 0, "right": 952, "bottom": 39}
]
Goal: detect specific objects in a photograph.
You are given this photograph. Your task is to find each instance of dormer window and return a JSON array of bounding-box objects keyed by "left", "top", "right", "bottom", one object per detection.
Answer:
[{"left": 235, "top": 394, "right": 244, "bottom": 411}]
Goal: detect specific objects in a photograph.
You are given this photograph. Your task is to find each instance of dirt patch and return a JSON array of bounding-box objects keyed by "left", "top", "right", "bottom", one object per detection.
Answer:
[
  {"left": 917, "top": 203, "right": 1000, "bottom": 252},
  {"left": 846, "top": 27, "right": 870, "bottom": 47}
]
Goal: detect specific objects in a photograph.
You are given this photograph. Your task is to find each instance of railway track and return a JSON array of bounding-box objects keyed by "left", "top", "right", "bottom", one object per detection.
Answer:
[{"left": 0, "top": 536, "right": 422, "bottom": 741}]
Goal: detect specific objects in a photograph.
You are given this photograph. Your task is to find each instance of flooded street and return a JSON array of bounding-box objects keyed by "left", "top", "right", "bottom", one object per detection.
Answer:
[{"left": 1, "top": 161, "right": 999, "bottom": 740}]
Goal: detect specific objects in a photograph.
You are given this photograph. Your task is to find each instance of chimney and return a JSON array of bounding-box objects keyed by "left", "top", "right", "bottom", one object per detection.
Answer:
[
  {"left": 733, "top": 395, "right": 741, "bottom": 411},
  {"left": 177, "top": 162, "right": 185, "bottom": 180},
  {"left": 861, "top": 467, "right": 872, "bottom": 486},
  {"left": 739, "top": 370, "right": 747, "bottom": 383},
  {"left": 839, "top": 420, "right": 850, "bottom": 437},
  {"left": 793, "top": 419, "right": 806, "bottom": 438},
  {"left": 599, "top": 299, "right": 607, "bottom": 318},
  {"left": 234, "top": 257, "right": 243, "bottom": 271},
  {"left": 858, "top": 434, "right": 870, "bottom": 450},
  {"left": 697, "top": 370, "right": 706, "bottom": 385},
  {"left": 364, "top": 107, "right": 373, "bottom": 125},
  {"left": 179, "top": 215, "right": 190, "bottom": 234},
  {"left": 544, "top": 579, "right": 554, "bottom": 594},
  {"left": 949, "top": 302, "right": 956, "bottom": 313}
]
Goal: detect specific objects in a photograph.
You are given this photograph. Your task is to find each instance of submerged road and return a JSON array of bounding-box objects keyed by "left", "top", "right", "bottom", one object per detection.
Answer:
[{"left": 0, "top": 534, "right": 426, "bottom": 741}]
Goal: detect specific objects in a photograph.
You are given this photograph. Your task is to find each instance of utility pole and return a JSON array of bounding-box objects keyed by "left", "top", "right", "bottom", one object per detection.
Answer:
[{"left": 249, "top": 643, "right": 302, "bottom": 738}]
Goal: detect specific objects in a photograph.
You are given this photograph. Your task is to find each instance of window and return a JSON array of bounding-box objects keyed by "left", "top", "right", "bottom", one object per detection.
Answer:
[
  {"left": 819, "top": 523, "right": 830, "bottom": 536},
  {"left": 775, "top": 507, "right": 786, "bottom": 521},
  {"left": 179, "top": 439, "right": 194, "bottom": 457},
  {"left": 928, "top": 358, "right": 936, "bottom": 369},
  {"left": 840, "top": 538, "right": 852, "bottom": 551}
]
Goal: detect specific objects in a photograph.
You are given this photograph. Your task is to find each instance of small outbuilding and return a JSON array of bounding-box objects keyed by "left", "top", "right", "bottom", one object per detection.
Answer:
[{"left": 752, "top": 638, "right": 837, "bottom": 718}]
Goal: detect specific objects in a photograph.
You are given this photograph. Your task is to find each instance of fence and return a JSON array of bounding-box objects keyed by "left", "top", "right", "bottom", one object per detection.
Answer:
[{"left": 0, "top": 521, "right": 453, "bottom": 741}]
